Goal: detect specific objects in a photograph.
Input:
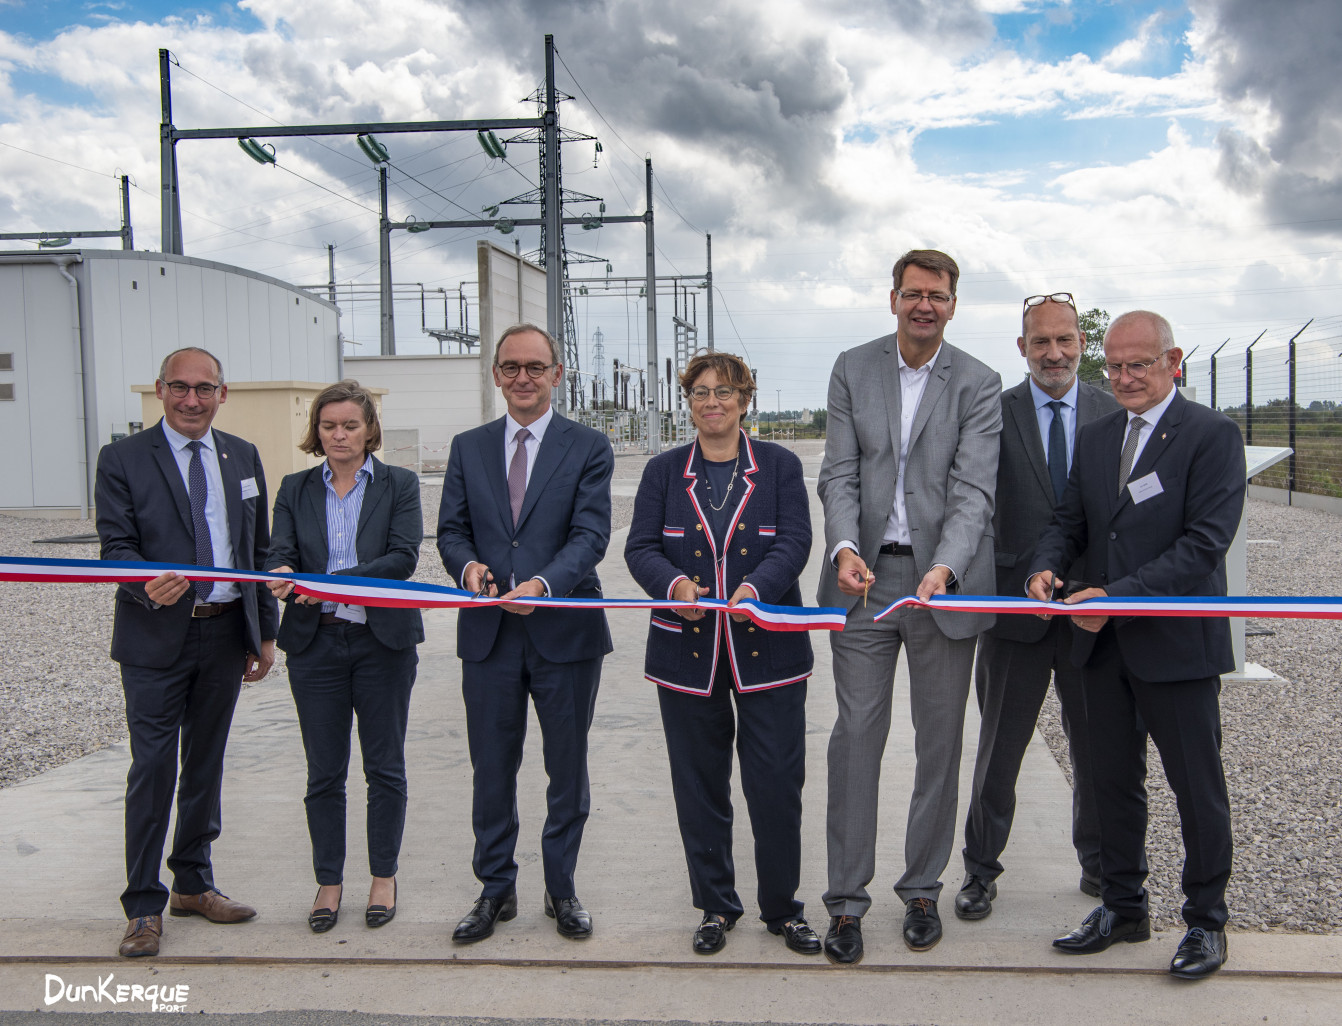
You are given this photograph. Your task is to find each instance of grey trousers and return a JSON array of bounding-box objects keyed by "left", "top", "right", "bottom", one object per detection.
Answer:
[{"left": 823, "top": 552, "right": 977, "bottom": 916}]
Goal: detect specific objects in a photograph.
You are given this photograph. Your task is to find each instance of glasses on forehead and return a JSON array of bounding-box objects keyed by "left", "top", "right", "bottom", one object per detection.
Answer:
[
  {"left": 1103, "top": 357, "right": 1165, "bottom": 380},
  {"left": 162, "top": 380, "right": 220, "bottom": 399},
  {"left": 495, "top": 361, "right": 556, "bottom": 379},
  {"left": 687, "top": 385, "right": 740, "bottom": 402},
  {"left": 1023, "top": 292, "right": 1075, "bottom": 310},
  {"left": 895, "top": 288, "right": 954, "bottom": 306}
]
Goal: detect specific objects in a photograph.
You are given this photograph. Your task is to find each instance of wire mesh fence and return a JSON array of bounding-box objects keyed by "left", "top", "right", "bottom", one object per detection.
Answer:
[{"left": 1181, "top": 317, "right": 1342, "bottom": 500}]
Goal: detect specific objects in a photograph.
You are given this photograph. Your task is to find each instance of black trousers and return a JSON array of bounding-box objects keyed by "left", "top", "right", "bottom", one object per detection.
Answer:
[
  {"left": 462, "top": 612, "right": 602, "bottom": 900},
  {"left": 287, "top": 622, "right": 417, "bottom": 885},
  {"left": 963, "top": 621, "right": 1105, "bottom": 885},
  {"left": 119, "top": 607, "right": 247, "bottom": 918},
  {"left": 1084, "top": 627, "right": 1232, "bottom": 930},
  {"left": 657, "top": 649, "right": 807, "bottom": 929}
]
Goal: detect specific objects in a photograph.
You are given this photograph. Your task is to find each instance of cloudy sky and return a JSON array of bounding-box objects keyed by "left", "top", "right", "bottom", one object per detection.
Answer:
[{"left": 2, "top": 0, "right": 1340, "bottom": 409}]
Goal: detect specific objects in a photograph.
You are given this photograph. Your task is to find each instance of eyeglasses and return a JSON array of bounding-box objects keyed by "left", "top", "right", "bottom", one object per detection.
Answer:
[
  {"left": 687, "top": 385, "right": 741, "bottom": 402},
  {"left": 495, "top": 361, "right": 556, "bottom": 379},
  {"left": 162, "top": 381, "right": 220, "bottom": 399},
  {"left": 1023, "top": 292, "right": 1075, "bottom": 310},
  {"left": 895, "top": 288, "right": 954, "bottom": 306},
  {"left": 1103, "top": 357, "right": 1165, "bottom": 380}
]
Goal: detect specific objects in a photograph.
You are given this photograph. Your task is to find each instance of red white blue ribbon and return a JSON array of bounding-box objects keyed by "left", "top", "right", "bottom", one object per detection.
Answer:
[
  {"left": 0, "top": 556, "right": 847, "bottom": 633},
  {"left": 874, "top": 593, "right": 1342, "bottom": 621}
]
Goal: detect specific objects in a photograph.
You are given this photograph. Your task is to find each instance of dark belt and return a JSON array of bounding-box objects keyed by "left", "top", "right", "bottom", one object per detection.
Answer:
[
  {"left": 878, "top": 543, "right": 915, "bottom": 557},
  {"left": 191, "top": 599, "right": 241, "bottom": 618},
  {"left": 319, "top": 612, "right": 342, "bottom": 625}
]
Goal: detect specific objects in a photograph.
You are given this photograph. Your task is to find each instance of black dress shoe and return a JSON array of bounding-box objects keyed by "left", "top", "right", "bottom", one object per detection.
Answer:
[
  {"left": 954, "top": 874, "right": 997, "bottom": 921},
  {"left": 451, "top": 892, "right": 517, "bottom": 943},
  {"left": 308, "top": 886, "right": 341, "bottom": 934},
  {"left": 903, "top": 897, "right": 942, "bottom": 951},
  {"left": 1169, "top": 927, "right": 1227, "bottom": 980},
  {"left": 544, "top": 891, "right": 593, "bottom": 939},
  {"left": 366, "top": 879, "right": 396, "bottom": 928},
  {"left": 1079, "top": 875, "right": 1103, "bottom": 899},
  {"left": 823, "top": 915, "right": 863, "bottom": 965},
  {"left": 1053, "top": 905, "right": 1151, "bottom": 954},
  {"left": 769, "top": 917, "right": 821, "bottom": 954},
  {"left": 693, "top": 912, "right": 733, "bottom": 954}
]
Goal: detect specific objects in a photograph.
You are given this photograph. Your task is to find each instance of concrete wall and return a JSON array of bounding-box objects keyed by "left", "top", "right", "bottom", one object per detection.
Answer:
[
  {"left": 343, "top": 354, "right": 480, "bottom": 472},
  {"left": 475, "top": 240, "right": 547, "bottom": 423}
]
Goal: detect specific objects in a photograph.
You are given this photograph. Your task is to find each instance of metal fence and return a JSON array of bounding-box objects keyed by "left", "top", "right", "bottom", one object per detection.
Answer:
[{"left": 1181, "top": 317, "right": 1342, "bottom": 500}]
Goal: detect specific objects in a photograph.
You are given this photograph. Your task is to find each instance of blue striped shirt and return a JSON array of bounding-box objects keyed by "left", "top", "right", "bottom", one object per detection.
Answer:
[{"left": 322, "top": 456, "right": 373, "bottom": 618}]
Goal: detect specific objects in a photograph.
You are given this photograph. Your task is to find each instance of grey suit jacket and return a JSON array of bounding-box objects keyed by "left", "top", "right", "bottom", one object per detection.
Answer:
[
  {"left": 987, "top": 377, "right": 1120, "bottom": 643},
  {"left": 817, "top": 334, "right": 1002, "bottom": 639}
]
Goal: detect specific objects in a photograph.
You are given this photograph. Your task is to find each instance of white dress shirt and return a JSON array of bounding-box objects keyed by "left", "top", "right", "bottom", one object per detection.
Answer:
[
  {"left": 1123, "top": 382, "right": 1178, "bottom": 472},
  {"left": 160, "top": 421, "right": 239, "bottom": 604}
]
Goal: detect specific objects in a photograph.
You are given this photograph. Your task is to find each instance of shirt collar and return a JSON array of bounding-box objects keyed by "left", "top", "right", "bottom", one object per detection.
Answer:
[
  {"left": 161, "top": 420, "right": 213, "bottom": 453},
  {"left": 1129, "top": 383, "right": 1177, "bottom": 427},
  {"left": 505, "top": 405, "right": 554, "bottom": 444},
  {"left": 897, "top": 344, "right": 941, "bottom": 376},
  {"left": 322, "top": 454, "right": 374, "bottom": 484},
  {"left": 1029, "top": 375, "right": 1080, "bottom": 411}
]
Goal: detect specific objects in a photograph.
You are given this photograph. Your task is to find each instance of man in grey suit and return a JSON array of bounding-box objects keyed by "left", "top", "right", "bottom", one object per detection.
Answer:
[
  {"left": 817, "top": 249, "right": 1002, "bottom": 963},
  {"left": 955, "top": 293, "right": 1121, "bottom": 923}
]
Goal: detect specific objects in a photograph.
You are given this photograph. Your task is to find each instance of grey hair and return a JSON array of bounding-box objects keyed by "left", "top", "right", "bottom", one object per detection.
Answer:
[
  {"left": 158, "top": 347, "right": 225, "bottom": 384},
  {"left": 496, "top": 323, "right": 561, "bottom": 366},
  {"left": 1105, "top": 310, "right": 1176, "bottom": 353}
]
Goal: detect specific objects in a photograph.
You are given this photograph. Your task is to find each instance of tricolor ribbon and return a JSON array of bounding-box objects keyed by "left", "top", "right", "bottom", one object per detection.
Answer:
[
  {"left": 0, "top": 556, "right": 847, "bottom": 633},
  {"left": 874, "top": 594, "right": 1342, "bottom": 621}
]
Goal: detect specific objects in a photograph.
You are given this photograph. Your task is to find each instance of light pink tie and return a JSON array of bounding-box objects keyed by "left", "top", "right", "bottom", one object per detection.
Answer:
[{"left": 508, "top": 427, "right": 531, "bottom": 526}]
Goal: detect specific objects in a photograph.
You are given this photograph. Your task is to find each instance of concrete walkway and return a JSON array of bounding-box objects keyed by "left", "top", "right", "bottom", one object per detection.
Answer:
[{"left": 2, "top": 447, "right": 1340, "bottom": 1023}]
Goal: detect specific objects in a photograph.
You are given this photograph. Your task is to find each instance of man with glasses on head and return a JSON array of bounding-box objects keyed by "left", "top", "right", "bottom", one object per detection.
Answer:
[
  {"left": 95, "top": 346, "right": 277, "bottom": 957},
  {"left": 437, "top": 322, "right": 614, "bottom": 944},
  {"left": 817, "top": 249, "right": 1002, "bottom": 962},
  {"left": 954, "top": 292, "right": 1120, "bottom": 924},
  {"left": 1028, "top": 311, "right": 1244, "bottom": 980}
]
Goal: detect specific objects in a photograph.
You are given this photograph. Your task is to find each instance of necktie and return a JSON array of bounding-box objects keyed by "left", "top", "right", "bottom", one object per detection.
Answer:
[
  {"left": 1046, "top": 400, "right": 1068, "bottom": 503},
  {"left": 508, "top": 427, "right": 531, "bottom": 527},
  {"left": 186, "top": 440, "right": 214, "bottom": 601},
  {"left": 1117, "top": 416, "right": 1146, "bottom": 496}
]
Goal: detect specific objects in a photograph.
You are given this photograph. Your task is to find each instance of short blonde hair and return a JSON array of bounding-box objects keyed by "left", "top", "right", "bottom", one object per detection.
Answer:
[{"left": 299, "top": 380, "right": 382, "bottom": 456}]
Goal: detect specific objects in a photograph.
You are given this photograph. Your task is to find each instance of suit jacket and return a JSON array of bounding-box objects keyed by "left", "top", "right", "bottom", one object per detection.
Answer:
[
  {"left": 1031, "top": 390, "right": 1246, "bottom": 681},
  {"left": 816, "top": 335, "right": 1002, "bottom": 639},
  {"left": 437, "top": 412, "right": 614, "bottom": 664},
  {"left": 987, "top": 377, "right": 1120, "bottom": 643},
  {"left": 264, "top": 456, "right": 425, "bottom": 655},
  {"left": 625, "top": 432, "right": 814, "bottom": 694},
  {"left": 95, "top": 420, "right": 278, "bottom": 668}
]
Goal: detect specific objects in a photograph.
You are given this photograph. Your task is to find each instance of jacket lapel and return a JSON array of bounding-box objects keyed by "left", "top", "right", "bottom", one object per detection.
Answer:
[
  {"left": 878, "top": 335, "right": 903, "bottom": 461},
  {"left": 214, "top": 430, "right": 245, "bottom": 556},
  {"left": 149, "top": 422, "right": 194, "bottom": 536},
  {"left": 1120, "top": 392, "right": 1183, "bottom": 508},
  {"left": 302, "top": 465, "right": 330, "bottom": 563},
  {"left": 682, "top": 439, "right": 716, "bottom": 560},
  {"left": 357, "top": 458, "right": 390, "bottom": 540},
  {"left": 515, "top": 415, "right": 573, "bottom": 532},
  {"left": 907, "top": 346, "right": 951, "bottom": 454},
  {"left": 481, "top": 418, "right": 512, "bottom": 533},
  {"left": 1009, "top": 385, "right": 1053, "bottom": 500}
]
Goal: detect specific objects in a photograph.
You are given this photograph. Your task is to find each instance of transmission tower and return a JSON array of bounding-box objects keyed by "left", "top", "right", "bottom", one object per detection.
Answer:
[{"left": 499, "top": 87, "right": 605, "bottom": 407}]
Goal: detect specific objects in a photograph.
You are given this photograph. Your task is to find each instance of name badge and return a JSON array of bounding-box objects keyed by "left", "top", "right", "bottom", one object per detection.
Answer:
[
  {"left": 1127, "top": 471, "right": 1163, "bottom": 504},
  {"left": 240, "top": 476, "right": 259, "bottom": 500}
]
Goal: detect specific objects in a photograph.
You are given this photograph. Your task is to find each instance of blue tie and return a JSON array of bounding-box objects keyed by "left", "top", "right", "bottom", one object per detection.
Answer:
[
  {"left": 1046, "top": 401, "right": 1068, "bottom": 503},
  {"left": 186, "top": 440, "right": 214, "bottom": 601}
]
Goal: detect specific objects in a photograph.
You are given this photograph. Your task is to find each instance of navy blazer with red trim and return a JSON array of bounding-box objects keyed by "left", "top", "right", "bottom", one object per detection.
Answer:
[{"left": 624, "top": 432, "right": 813, "bottom": 695}]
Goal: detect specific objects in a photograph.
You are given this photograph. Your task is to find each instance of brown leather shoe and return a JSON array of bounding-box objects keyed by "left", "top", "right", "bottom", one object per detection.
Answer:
[
  {"left": 119, "top": 915, "right": 162, "bottom": 957},
  {"left": 168, "top": 889, "right": 257, "bottom": 923}
]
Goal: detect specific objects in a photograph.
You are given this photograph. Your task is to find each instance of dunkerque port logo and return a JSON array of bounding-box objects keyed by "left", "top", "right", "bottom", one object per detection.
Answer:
[{"left": 44, "top": 973, "right": 190, "bottom": 1012}]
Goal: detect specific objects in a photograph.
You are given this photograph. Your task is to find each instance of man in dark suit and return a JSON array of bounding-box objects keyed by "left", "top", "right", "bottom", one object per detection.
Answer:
[
  {"left": 1029, "top": 310, "right": 1245, "bottom": 980},
  {"left": 95, "top": 347, "right": 278, "bottom": 957},
  {"left": 955, "top": 293, "right": 1120, "bottom": 922},
  {"left": 437, "top": 323, "right": 613, "bottom": 943}
]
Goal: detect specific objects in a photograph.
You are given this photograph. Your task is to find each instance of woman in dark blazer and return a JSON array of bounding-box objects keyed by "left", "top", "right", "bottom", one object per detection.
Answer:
[
  {"left": 625, "top": 352, "right": 819, "bottom": 957},
  {"left": 265, "top": 380, "right": 424, "bottom": 933}
]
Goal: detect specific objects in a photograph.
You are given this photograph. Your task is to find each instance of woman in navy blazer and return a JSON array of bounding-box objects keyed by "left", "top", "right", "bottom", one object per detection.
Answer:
[
  {"left": 625, "top": 352, "right": 818, "bottom": 957},
  {"left": 265, "top": 381, "right": 424, "bottom": 934}
]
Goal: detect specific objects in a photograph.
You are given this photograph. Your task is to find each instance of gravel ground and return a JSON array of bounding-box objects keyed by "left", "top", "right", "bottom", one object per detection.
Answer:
[{"left": 2, "top": 484, "right": 1337, "bottom": 935}]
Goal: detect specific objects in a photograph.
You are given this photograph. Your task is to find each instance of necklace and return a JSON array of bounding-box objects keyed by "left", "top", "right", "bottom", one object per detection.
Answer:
[{"left": 704, "top": 451, "right": 741, "bottom": 512}]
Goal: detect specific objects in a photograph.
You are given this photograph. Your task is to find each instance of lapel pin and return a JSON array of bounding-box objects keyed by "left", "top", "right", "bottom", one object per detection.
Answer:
[
  {"left": 221, "top": 452, "right": 228, "bottom": 459},
  {"left": 1161, "top": 433, "right": 1166, "bottom": 440}
]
